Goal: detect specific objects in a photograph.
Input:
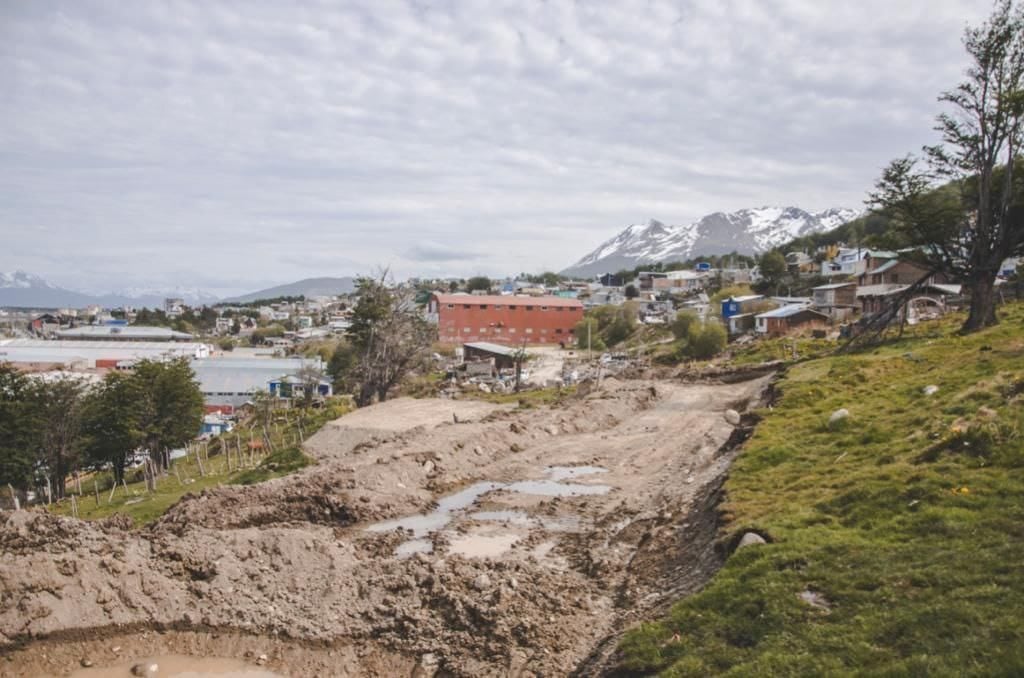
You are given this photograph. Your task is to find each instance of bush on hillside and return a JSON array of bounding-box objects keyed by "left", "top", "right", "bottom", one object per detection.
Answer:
[
  {"left": 670, "top": 310, "right": 700, "bottom": 340},
  {"left": 688, "top": 320, "right": 727, "bottom": 359}
]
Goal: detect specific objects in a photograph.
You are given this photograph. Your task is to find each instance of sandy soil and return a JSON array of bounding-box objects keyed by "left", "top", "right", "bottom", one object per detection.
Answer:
[{"left": 1, "top": 375, "right": 770, "bottom": 677}]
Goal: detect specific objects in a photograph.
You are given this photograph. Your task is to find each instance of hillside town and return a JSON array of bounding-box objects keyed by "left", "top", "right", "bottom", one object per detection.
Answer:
[
  {"left": 5, "top": 1, "right": 1024, "bottom": 676},
  {"left": 2, "top": 244, "right": 1022, "bottom": 414}
]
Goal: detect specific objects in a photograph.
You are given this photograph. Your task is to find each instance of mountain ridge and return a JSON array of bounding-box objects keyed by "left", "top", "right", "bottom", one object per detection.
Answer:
[
  {"left": 562, "top": 206, "right": 861, "bottom": 277},
  {"left": 0, "top": 271, "right": 356, "bottom": 309}
]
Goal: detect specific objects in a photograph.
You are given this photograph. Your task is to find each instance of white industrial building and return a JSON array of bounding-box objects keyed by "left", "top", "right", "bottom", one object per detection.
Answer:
[{"left": 0, "top": 339, "right": 210, "bottom": 370}]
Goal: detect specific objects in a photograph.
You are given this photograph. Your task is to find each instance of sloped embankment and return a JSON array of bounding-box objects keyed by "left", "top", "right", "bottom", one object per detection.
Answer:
[
  {"left": 2, "top": 374, "right": 772, "bottom": 677},
  {"left": 617, "top": 304, "right": 1024, "bottom": 675}
]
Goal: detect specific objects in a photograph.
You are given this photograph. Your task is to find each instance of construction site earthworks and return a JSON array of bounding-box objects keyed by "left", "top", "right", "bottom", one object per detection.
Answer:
[{"left": 1, "top": 372, "right": 772, "bottom": 677}]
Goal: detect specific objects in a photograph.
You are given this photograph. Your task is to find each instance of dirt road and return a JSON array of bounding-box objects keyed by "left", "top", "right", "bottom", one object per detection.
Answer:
[{"left": 1, "top": 375, "right": 770, "bottom": 677}]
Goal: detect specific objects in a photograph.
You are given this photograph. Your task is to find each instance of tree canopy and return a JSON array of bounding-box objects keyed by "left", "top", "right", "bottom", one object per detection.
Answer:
[{"left": 869, "top": 0, "right": 1024, "bottom": 332}]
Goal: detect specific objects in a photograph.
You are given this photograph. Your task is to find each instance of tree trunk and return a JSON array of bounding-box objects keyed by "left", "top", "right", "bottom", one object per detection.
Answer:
[
  {"left": 49, "top": 470, "right": 65, "bottom": 501},
  {"left": 961, "top": 270, "right": 999, "bottom": 333}
]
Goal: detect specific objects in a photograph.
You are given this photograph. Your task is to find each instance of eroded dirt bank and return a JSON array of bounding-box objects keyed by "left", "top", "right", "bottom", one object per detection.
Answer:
[{"left": 1, "top": 375, "right": 770, "bottom": 677}]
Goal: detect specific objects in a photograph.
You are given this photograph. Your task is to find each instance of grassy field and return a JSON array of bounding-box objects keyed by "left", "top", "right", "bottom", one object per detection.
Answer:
[
  {"left": 47, "top": 398, "right": 351, "bottom": 526},
  {"left": 618, "top": 302, "right": 1024, "bottom": 675}
]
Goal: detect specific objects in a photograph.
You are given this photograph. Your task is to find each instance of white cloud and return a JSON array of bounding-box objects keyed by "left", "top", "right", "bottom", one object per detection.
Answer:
[{"left": 0, "top": 0, "right": 995, "bottom": 292}]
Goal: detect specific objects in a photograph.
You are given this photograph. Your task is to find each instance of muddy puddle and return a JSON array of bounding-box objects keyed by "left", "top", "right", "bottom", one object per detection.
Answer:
[
  {"left": 367, "top": 466, "right": 611, "bottom": 557},
  {"left": 68, "top": 654, "right": 282, "bottom": 677}
]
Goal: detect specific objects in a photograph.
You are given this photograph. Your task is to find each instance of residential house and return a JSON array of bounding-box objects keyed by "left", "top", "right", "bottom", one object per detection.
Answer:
[
  {"left": 637, "top": 272, "right": 668, "bottom": 291},
  {"left": 721, "top": 268, "right": 755, "bottom": 285},
  {"left": 428, "top": 293, "right": 584, "bottom": 345},
  {"left": 857, "top": 283, "right": 962, "bottom": 317},
  {"left": 721, "top": 295, "right": 767, "bottom": 319},
  {"left": 164, "top": 298, "right": 185, "bottom": 317},
  {"left": 785, "top": 252, "right": 815, "bottom": 274},
  {"left": 664, "top": 270, "right": 712, "bottom": 292},
  {"left": 812, "top": 282, "right": 858, "bottom": 321},
  {"left": 585, "top": 288, "right": 626, "bottom": 308},
  {"left": 755, "top": 306, "right": 830, "bottom": 336},
  {"left": 722, "top": 295, "right": 772, "bottom": 336},
  {"left": 858, "top": 257, "right": 948, "bottom": 288}
]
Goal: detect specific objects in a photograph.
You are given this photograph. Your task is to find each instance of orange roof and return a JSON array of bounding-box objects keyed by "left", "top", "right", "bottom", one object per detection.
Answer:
[{"left": 432, "top": 293, "right": 582, "bottom": 308}]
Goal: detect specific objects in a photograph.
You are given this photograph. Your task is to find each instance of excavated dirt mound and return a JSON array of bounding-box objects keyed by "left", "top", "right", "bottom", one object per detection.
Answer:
[{"left": 1, "top": 376, "right": 771, "bottom": 677}]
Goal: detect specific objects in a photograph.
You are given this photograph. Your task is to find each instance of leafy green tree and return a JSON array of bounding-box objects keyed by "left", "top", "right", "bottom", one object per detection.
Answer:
[
  {"left": 328, "top": 340, "right": 356, "bottom": 393},
  {"left": 603, "top": 315, "right": 635, "bottom": 346},
  {"left": 870, "top": 0, "right": 1024, "bottom": 332},
  {"left": 466, "top": 276, "right": 492, "bottom": 293},
  {"left": 0, "top": 364, "right": 39, "bottom": 493},
  {"left": 29, "top": 376, "right": 88, "bottom": 501},
  {"left": 624, "top": 283, "right": 639, "bottom": 299},
  {"left": 132, "top": 359, "right": 204, "bottom": 472},
  {"left": 759, "top": 251, "right": 788, "bottom": 289},
  {"left": 80, "top": 372, "right": 144, "bottom": 485}
]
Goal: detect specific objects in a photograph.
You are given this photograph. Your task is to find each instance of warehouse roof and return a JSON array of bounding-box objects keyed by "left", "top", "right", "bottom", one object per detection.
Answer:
[
  {"left": 0, "top": 339, "right": 207, "bottom": 363},
  {"left": 57, "top": 325, "right": 194, "bottom": 341},
  {"left": 463, "top": 341, "right": 518, "bottom": 357},
  {"left": 190, "top": 357, "right": 323, "bottom": 395}
]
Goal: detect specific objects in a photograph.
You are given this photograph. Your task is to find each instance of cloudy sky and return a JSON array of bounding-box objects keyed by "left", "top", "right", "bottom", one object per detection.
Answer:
[{"left": 0, "top": 0, "right": 992, "bottom": 295}]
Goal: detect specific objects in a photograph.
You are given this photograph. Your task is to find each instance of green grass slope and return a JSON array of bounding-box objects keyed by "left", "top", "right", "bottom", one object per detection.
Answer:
[{"left": 619, "top": 302, "right": 1024, "bottom": 676}]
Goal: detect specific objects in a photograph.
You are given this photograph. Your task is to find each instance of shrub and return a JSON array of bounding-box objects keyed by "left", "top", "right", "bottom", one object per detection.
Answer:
[
  {"left": 688, "top": 320, "right": 727, "bottom": 359},
  {"left": 670, "top": 310, "right": 700, "bottom": 340}
]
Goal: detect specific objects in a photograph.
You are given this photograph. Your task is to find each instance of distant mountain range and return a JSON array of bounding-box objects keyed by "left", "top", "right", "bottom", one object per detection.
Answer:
[
  {"left": 562, "top": 206, "right": 861, "bottom": 277},
  {"left": 220, "top": 277, "right": 356, "bottom": 303},
  {"left": 0, "top": 271, "right": 356, "bottom": 310}
]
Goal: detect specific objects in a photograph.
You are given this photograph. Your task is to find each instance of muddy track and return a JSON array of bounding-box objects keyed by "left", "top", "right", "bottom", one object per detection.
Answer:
[{"left": 1, "top": 374, "right": 773, "bottom": 677}]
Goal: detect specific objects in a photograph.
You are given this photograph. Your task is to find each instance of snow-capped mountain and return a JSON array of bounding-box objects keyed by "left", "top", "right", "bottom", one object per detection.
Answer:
[
  {"left": 0, "top": 271, "right": 220, "bottom": 310},
  {"left": 0, "top": 271, "right": 58, "bottom": 291},
  {"left": 562, "top": 206, "right": 861, "bottom": 277},
  {"left": 0, "top": 271, "right": 96, "bottom": 308}
]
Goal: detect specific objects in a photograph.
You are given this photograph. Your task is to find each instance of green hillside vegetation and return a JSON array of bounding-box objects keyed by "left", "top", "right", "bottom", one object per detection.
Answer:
[
  {"left": 618, "top": 301, "right": 1024, "bottom": 675},
  {"left": 47, "top": 398, "right": 351, "bottom": 526}
]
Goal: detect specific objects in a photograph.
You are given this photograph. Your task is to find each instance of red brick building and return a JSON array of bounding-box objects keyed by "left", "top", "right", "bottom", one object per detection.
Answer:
[{"left": 428, "top": 293, "right": 584, "bottom": 345}]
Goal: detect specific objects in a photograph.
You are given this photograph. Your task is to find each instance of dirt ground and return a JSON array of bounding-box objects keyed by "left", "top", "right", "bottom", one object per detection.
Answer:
[{"left": 1, "top": 374, "right": 771, "bottom": 677}]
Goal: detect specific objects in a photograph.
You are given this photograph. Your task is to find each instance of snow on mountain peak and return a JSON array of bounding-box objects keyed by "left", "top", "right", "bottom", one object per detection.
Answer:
[
  {"left": 0, "top": 270, "right": 54, "bottom": 289},
  {"left": 562, "top": 206, "right": 862, "bottom": 277}
]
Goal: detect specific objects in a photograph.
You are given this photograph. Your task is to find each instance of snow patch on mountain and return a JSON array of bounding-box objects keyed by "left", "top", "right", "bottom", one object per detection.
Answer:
[
  {"left": 0, "top": 271, "right": 57, "bottom": 290},
  {"left": 563, "top": 206, "right": 861, "bottom": 277}
]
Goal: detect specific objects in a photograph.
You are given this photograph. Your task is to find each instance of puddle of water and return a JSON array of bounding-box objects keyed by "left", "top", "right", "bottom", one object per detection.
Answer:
[
  {"left": 68, "top": 655, "right": 281, "bottom": 678},
  {"left": 367, "top": 482, "right": 503, "bottom": 537},
  {"left": 470, "top": 510, "right": 533, "bottom": 526},
  {"left": 546, "top": 465, "right": 609, "bottom": 481},
  {"left": 367, "top": 468, "right": 610, "bottom": 556},
  {"left": 448, "top": 532, "right": 520, "bottom": 558},
  {"left": 506, "top": 479, "right": 611, "bottom": 496}
]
